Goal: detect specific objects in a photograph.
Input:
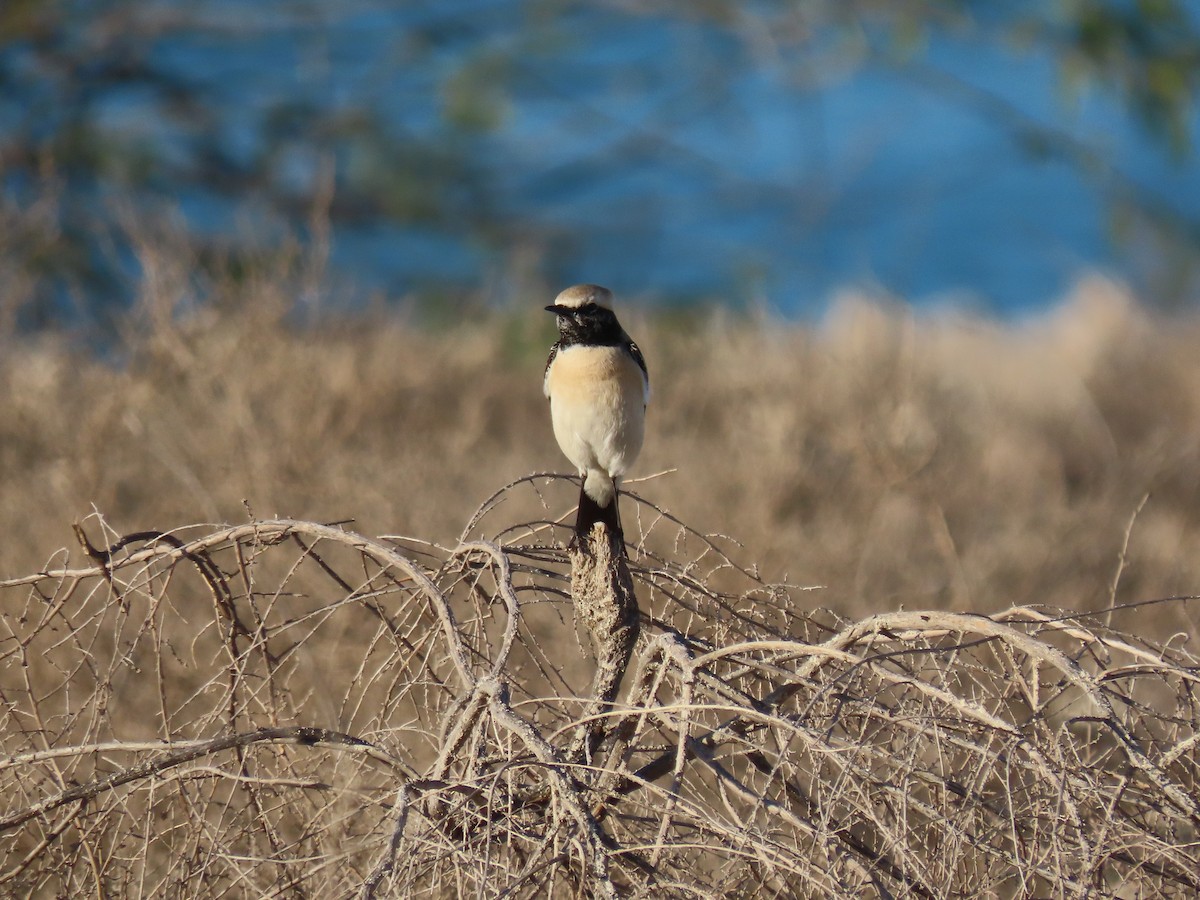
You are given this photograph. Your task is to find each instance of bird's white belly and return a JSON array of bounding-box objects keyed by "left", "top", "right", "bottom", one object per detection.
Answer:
[{"left": 547, "top": 345, "right": 646, "bottom": 478}]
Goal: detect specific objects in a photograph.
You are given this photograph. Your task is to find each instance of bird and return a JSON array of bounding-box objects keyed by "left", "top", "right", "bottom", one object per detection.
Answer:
[{"left": 543, "top": 284, "right": 649, "bottom": 548}]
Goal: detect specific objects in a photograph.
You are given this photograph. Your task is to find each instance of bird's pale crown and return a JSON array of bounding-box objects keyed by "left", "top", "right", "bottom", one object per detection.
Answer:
[{"left": 553, "top": 284, "right": 614, "bottom": 311}]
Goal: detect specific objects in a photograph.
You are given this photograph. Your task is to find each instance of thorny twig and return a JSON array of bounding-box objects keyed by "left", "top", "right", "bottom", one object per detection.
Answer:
[{"left": 0, "top": 483, "right": 1197, "bottom": 897}]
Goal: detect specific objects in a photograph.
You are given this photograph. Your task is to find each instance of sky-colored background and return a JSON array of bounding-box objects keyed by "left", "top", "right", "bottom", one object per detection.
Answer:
[{"left": 2, "top": 0, "right": 1198, "bottom": 321}]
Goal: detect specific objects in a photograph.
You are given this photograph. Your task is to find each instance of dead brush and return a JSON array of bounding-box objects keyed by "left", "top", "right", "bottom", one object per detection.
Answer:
[{"left": 0, "top": 475, "right": 1198, "bottom": 897}]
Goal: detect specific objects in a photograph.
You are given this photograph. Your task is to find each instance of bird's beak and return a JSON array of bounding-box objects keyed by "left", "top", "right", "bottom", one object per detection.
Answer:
[{"left": 545, "top": 304, "right": 570, "bottom": 315}]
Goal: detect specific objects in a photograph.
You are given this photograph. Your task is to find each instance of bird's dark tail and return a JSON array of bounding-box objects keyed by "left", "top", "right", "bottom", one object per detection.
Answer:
[{"left": 574, "top": 481, "right": 623, "bottom": 549}]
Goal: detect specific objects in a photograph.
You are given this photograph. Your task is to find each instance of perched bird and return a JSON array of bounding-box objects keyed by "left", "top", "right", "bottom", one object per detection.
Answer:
[{"left": 543, "top": 284, "right": 649, "bottom": 546}]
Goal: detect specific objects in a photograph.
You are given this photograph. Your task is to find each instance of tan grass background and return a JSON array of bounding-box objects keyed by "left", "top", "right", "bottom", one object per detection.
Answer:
[
  {"left": 3, "top": 261, "right": 1199, "bottom": 636},
  {"left": 2, "top": 240, "right": 1200, "bottom": 895}
]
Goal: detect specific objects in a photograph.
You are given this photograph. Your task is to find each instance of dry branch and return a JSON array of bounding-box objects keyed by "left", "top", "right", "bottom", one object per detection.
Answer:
[
  {"left": 567, "top": 522, "right": 641, "bottom": 765},
  {"left": 0, "top": 480, "right": 1197, "bottom": 897}
]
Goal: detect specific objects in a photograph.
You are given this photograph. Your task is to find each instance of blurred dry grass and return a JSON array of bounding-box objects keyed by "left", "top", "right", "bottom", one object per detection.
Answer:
[
  {"left": 2, "top": 233, "right": 1200, "bottom": 895},
  {"left": 3, "top": 244, "right": 1200, "bottom": 638}
]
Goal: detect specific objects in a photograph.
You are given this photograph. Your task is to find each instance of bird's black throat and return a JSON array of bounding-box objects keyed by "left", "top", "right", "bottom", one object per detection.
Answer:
[{"left": 551, "top": 302, "right": 626, "bottom": 347}]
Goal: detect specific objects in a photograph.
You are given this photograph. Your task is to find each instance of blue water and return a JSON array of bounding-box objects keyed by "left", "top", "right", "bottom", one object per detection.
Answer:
[{"left": 3, "top": 2, "right": 1198, "bottom": 317}]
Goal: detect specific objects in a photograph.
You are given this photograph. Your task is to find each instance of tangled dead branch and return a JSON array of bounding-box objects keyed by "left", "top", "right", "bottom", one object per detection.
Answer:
[{"left": 1, "top": 475, "right": 1198, "bottom": 897}]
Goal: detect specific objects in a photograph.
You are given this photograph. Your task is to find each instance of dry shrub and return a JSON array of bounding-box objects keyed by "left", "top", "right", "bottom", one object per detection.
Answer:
[
  {"left": 3, "top": 217, "right": 1200, "bottom": 895},
  {"left": 1, "top": 482, "right": 1197, "bottom": 897}
]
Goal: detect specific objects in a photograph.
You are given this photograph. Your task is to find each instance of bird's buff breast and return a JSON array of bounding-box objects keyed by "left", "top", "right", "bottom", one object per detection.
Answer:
[{"left": 546, "top": 344, "right": 646, "bottom": 476}]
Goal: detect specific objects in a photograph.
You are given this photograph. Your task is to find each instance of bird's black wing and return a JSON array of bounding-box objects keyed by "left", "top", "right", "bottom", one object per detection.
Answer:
[
  {"left": 626, "top": 338, "right": 650, "bottom": 406},
  {"left": 627, "top": 339, "right": 648, "bottom": 382},
  {"left": 542, "top": 341, "right": 561, "bottom": 399}
]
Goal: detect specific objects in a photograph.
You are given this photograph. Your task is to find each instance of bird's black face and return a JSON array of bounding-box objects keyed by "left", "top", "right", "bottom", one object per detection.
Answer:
[{"left": 545, "top": 301, "right": 624, "bottom": 346}]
